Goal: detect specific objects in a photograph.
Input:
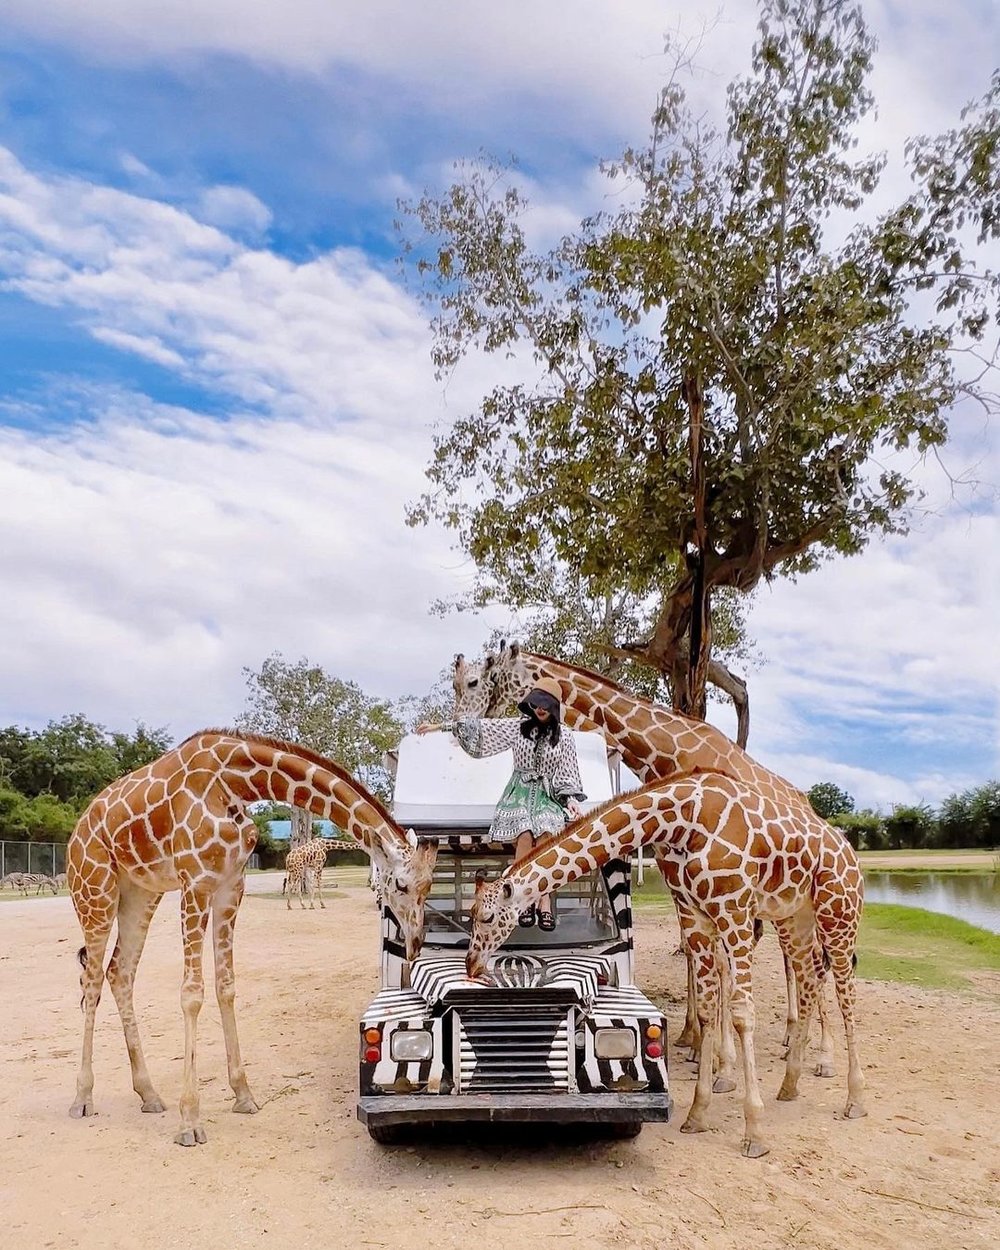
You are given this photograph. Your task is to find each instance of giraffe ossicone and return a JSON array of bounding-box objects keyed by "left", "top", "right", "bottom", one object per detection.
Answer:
[{"left": 67, "top": 730, "right": 437, "bottom": 1147}]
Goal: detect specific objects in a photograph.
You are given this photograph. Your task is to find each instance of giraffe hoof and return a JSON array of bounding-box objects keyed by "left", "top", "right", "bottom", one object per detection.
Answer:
[
  {"left": 712, "top": 1075, "right": 737, "bottom": 1094},
  {"left": 679, "top": 1117, "right": 711, "bottom": 1135},
  {"left": 69, "top": 1100, "right": 95, "bottom": 1119},
  {"left": 813, "top": 1062, "right": 836, "bottom": 1079},
  {"left": 741, "top": 1138, "right": 770, "bottom": 1159},
  {"left": 776, "top": 1081, "right": 799, "bottom": 1102},
  {"left": 174, "top": 1126, "right": 208, "bottom": 1146},
  {"left": 141, "top": 1097, "right": 167, "bottom": 1113},
  {"left": 842, "top": 1102, "right": 867, "bottom": 1120},
  {"left": 233, "top": 1097, "right": 259, "bottom": 1115}
]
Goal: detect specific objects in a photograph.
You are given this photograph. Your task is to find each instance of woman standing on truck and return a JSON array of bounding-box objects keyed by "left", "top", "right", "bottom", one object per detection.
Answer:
[{"left": 416, "top": 678, "right": 586, "bottom": 931}]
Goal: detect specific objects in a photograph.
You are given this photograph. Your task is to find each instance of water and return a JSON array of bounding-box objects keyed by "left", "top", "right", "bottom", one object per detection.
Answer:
[{"left": 863, "top": 871, "right": 1000, "bottom": 934}]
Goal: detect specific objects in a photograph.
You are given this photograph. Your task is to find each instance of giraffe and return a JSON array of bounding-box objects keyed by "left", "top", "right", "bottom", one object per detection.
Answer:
[
  {"left": 67, "top": 730, "right": 438, "bottom": 1147},
  {"left": 284, "top": 837, "right": 340, "bottom": 910},
  {"left": 456, "top": 643, "right": 856, "bottom": 1078},
  {"left": 467, "top": 770, "right": 866, "bottom": 1158}
]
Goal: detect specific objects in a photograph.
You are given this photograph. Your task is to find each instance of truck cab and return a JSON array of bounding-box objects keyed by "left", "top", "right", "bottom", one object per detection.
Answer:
[{"left": 356, "top": 729, "right": 671, "bottom": 1142}]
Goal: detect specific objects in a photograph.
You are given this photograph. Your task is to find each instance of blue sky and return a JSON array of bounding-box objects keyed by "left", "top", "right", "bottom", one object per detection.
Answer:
[{"left": 0, "top": 1, "right": 997, "bottom": 811}]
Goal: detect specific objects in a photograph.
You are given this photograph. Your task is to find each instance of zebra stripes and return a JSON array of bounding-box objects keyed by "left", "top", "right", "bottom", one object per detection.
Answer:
[{"left": 0, "top": 872, "right": 59, "bottom": 896}]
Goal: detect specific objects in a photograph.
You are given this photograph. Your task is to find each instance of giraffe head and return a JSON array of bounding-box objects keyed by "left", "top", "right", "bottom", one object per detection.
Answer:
[
  {"left": 465, "top": 872, "right": 531, "bottom": 980},
  {"left": 451, "top": 652, "right": 491, "bottom": 718},
  {"left": 373, "top": 830, "right": 438, "bottom": 961},
  {"left": 480, "top": 641, "right": 546, "bottom": 716}
]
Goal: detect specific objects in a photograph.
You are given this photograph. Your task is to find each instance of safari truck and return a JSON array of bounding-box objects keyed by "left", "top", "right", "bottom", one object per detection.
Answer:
[{"left": 356, "top": 729, "right": 672, "bottom": 1143}]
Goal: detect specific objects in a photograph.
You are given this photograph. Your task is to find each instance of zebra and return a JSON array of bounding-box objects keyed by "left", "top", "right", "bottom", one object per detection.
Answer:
[{"left": 1, "top": 872, "right": 57, "bottom": 896}]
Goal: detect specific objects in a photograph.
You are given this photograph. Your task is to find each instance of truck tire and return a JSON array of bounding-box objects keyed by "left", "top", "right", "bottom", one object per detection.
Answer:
[
  {"left": 367, "top": 1122, "right": 408, "bottom": 1145},
  {"left": 605, "top": 1121, "right": 643, "bottom": 1140}
]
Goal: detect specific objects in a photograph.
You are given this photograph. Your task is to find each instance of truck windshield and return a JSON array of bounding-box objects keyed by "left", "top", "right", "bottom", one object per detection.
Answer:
[{"left": 422, "top": 852, "right": 620, "bottom": 948}]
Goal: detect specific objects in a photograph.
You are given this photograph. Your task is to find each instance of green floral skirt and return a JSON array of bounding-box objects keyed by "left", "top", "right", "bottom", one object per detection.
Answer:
[{"left": 489, "top": 771, "right": 568, "bottom": 844}]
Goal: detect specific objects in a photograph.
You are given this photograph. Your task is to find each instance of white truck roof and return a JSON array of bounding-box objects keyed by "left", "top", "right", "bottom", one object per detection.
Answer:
[{"left": 389, "top": 729, "right": 620, "bottom": 829}]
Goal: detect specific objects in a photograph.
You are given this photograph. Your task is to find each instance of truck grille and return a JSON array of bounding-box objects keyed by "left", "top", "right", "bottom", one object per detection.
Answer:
[{"left": 455, "top": 1000, "right": 572, "bottom": 1093}]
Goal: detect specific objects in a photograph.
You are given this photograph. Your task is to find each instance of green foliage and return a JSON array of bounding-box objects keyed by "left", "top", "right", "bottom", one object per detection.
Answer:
[
  {"left": 883, "top": 803, "right": 936, "bottom": 850},
  {"left": 236, "top": 653, "right": 404, "bottom": 800},
  {"left": 938, "top": 781, "right": 1000, "bottom": 849},
  {"left": 807, "top": 781, "right": 856, "bottom": 820},
  {"left": 399, "top": 0, "right": 997, "bottom": 717},
  {"left": 0, "top": 717, "right": 171, "bottom": 839},
  {"left": 830, "top": 808, "right": 885, "bottom": 851}
]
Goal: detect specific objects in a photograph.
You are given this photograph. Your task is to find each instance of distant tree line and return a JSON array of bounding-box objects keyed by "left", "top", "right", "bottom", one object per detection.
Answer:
[
  {"left": 807, "top": 782, "right": 1000, "bottom": 851},
  {"left": 0, "top": 716, "right": 171, "bottom": 842}
]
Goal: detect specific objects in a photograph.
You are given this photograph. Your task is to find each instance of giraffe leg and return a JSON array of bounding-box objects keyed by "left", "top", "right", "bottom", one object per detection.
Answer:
[
  {"left": 678, "top": 917, "right": 719, "bottom": 1136},
  {"left": 677, "top": 948, "right": 699, "bottom": 1053},
  {"left": 212, "top": 876, "right": 259, "bottom": 1115},
  {"left": 713, "top": 952, "right": 738, "bottom": 1094},
  {"left": 315, "top": 862, "right": 326, "bottom": 909},
  {"left": 69, "top": 852, "right": 118, "bottom": 1119},
  {"left": 813, "top": 946, "right": 837, "bottom": 1079},
  {"left": 825, "top": 939, "right": 866, "bottom": 1119},
  {"left": 70, "top": 922, "right": 115, "bottom": 1118},
  {"left": 104, "top": 882, "right": 166, "bottom": 1112},
  {"left": 781, "top": 948, "right": 798, "bottom": 1055},
  {"left": 775, "top": 910, "right": 821, "bottom": 1104},
  {"left": 717, "top": 919, "right": 769, "bottom": 1159},
  {"left": 672, "top": 897, "right": 700, "bottom": 1054},
  {"left": 175, "top": 885, "right": 212, "bottom": 1146}
]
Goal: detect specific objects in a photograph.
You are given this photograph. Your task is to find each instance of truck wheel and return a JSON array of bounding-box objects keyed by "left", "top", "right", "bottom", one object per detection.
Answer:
[
  {"left": 606, "top": 1121, "right": 643, "bottom": 1140},
  {"left": 367, "top": 1122, "right": 408, "bottom": 1145}
]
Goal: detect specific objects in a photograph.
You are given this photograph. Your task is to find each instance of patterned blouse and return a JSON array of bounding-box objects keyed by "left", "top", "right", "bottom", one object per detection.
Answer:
[{"left": 447, "top": 717, "right": 586, "bottom": 805}]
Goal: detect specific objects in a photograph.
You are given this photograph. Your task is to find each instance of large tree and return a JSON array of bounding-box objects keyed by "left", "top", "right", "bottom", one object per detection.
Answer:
[
  {"left": 235, "top": 654, "right": 404, "bottom": 843},
  {"left": 401, "top": 0, "right": 996, "bottom": 745}
]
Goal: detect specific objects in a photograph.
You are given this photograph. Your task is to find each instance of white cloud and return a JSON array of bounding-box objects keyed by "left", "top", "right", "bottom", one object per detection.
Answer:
[
  {"left": 196, "top": 185, "right": 273, "bottom": 236},
  {"left": 0, "top": 4, "right": 997, "bottom": 813}
]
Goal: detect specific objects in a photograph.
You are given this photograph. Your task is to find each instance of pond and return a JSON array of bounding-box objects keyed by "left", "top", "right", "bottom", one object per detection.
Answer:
[{"left": 863, "top": 871, "right": 1000, "bottom": 934}]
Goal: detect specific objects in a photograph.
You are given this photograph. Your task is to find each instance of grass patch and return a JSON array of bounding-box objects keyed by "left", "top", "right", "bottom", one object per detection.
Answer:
[{"left": 857, "top": 904, "right": 999, "bottom": 993}]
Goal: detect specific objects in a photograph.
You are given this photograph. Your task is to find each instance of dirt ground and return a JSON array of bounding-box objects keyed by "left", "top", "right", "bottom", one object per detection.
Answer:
[{"left": 1, "top": 875, "right": 997, "bottom": 1250}]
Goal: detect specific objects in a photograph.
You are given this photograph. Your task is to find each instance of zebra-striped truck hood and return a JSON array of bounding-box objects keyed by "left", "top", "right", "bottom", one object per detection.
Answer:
[{"left": 409, "top": 951, "right": 616, "bottom": 1004}]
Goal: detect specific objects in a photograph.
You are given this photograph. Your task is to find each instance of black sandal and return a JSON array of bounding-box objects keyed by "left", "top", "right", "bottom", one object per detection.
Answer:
[
  {"left": 537, "top": 911, "right": 556, "bottom": 932},
  {"left": 518, "top": 905, "right": 537, "bottom": 928}
]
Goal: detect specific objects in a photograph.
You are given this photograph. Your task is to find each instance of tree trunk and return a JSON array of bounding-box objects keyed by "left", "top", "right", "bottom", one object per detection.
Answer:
[
  {"left": 683, "top": 371, "right": 711, "bottom": 722},
  {"left": 290, "top": 807, "right": 311, "bottom": 849}
]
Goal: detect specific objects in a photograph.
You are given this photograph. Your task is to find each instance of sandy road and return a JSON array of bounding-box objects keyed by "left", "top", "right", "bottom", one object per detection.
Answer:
[{"left": 0, "top": 877, "right": 997, "bottom": 1250}]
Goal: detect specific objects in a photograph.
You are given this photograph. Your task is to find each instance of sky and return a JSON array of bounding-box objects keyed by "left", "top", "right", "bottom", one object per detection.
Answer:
[{"left": 0, "top": 1, "right": 997, "bottom": 813}]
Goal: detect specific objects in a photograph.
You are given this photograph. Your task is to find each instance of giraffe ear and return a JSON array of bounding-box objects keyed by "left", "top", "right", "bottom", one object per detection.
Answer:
[
  {"left": 454, "top": 653, "right": 464, "bottom": 672},
  {"left": 509, "top": 642, "right": 520, "bottom": 659},
  {"left": 405, "top": 827, "right": 418, "bottom": 849},
  {"left": 483, "top": 653, "right": 496, "bottom": 673}
]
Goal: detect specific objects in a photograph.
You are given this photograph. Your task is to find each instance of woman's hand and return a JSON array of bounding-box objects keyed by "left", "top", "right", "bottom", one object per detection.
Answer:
[
  {"left": 415, "top": 722, "right": 440, "bottom": 736},
  {"left": 566, "top": 798, "right": 584, "bottom": 819}
]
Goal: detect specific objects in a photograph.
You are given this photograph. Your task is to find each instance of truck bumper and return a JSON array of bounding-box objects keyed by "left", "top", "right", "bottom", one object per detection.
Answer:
[{"left": 358, "top": 1091, "right": 671, "bottom": 1127}]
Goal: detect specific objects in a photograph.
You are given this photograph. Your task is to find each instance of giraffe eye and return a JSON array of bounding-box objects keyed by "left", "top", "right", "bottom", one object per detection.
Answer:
[
  {"left": 468, "top": 679, "right": 478, "bottom": 688},
  {"left": 395, "top": 880, "right": 408, "bottom": 893}
]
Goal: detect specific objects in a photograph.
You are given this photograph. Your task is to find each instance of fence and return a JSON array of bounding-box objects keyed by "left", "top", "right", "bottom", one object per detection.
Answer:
[{"left": 0, "top": 841, "right": 66, "bottom": 877}]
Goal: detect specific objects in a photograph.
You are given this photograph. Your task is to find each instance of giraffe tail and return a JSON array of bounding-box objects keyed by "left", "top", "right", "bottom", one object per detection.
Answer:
[{"left": 76, "top": 946, "right": 87, "bottom": 1010}]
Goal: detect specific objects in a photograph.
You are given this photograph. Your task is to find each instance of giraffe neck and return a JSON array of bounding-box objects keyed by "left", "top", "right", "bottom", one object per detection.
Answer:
[
  {"left": 525, "top": 653, "right": 759, "bottom": 785},
  {"left": 188, "top": 733, "right": 408, "bottom": 858},
  {"left": 512, "top": 773, "right": 734, "bottom": 899}
]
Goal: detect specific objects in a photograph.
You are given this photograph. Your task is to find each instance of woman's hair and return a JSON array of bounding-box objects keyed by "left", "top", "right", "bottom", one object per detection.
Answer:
[{"left": 518, "top": 690, "right": 561, "bottom": 745}]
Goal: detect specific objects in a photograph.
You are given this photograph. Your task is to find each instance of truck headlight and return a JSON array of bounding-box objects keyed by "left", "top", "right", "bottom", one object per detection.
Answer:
[
  {"left": 389, "top": 1029, "right": 433, "bottom": 1061},
  {"left": 594, "top": 1028, "right": 637, "bottom": 1059}
]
